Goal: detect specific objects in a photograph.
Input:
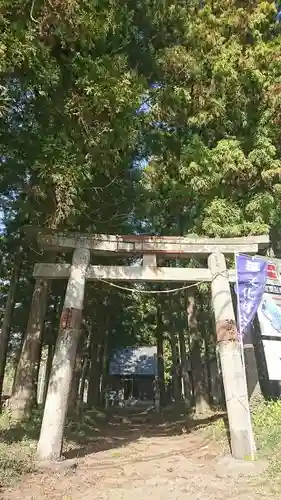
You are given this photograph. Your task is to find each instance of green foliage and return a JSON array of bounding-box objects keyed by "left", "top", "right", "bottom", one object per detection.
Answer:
[
  {"left": 136, "top": 0, "right": 281, "bottom": 243},
  {"left": 0, "top": 0, "right": 149, "bottom": 235},
  {"left": 0, "top": 1, "right": 281, "bottom": 239}
]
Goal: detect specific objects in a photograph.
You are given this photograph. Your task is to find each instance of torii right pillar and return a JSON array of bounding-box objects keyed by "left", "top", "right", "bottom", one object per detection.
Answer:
[{"left": 208, "top": 251, "right": 256, "bottom": 460}]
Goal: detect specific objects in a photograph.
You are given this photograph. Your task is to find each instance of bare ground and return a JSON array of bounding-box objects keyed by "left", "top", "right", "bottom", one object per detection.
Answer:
[{"left": 2, "top": 407, "right": 279, "bottom": 500}]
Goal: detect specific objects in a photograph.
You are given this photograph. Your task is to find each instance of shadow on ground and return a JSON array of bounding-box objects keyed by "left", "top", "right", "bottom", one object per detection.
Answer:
[{"left": 0, "top": 405, "right": 226, "bottom": 460}]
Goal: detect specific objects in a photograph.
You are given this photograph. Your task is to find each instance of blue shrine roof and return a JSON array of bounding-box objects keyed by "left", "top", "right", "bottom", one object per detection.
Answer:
[{"left": 109, "top": 346, "right": 157, "bottom": 376}]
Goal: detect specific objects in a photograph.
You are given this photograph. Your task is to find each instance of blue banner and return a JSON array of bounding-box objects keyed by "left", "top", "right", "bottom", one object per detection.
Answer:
[{"left": 236, "top": 254, "right": 268, "bottom": 337}]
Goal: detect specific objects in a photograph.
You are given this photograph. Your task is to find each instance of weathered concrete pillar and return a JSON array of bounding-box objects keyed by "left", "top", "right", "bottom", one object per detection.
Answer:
[
  {"left": 208, "top": 252, "right": 256, "bottom": 460},
  {"left": 37, "top": 247, "right": 90, "bottom": 461}
]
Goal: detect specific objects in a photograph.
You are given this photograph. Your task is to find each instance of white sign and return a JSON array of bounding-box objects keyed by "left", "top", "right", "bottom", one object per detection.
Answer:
[
  {"left": 257, "top": 261, "right": 281, "bottom": 339},
  {"left": 257, "top": 259, "right": 281, "bottom": 379},
  {"left": 258, "top": 287, "right": 281, "bottom": 338},
  {"left": 262, "top": 340, "right": 281, "bottom": 380}
]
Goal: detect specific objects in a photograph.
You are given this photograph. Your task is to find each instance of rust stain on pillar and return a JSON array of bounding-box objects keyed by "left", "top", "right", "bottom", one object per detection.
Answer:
[
  {"left": 216, "top": 319, "right": 237, "bottom": 343},
  {"left": 60, "top": 308, "right": 82, "bottom": 330}
]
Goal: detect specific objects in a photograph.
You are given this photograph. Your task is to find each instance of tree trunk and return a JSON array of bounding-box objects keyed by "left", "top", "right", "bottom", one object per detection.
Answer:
[
  {"left": 156, "top": 303, "right": 165, "bottom": 404},
  {"left": 99, "top": 335, "right": 109, "bottom": 408},
  {"left": 78, "top": 356, "right": 89, "bottom": 407},
  {"left": 34, "top": 332, "right": 44, "bottom": 406},
  {"left": 169, "top": 330, "right": 181, "bottom": 403},
  {"left": 12, "top": 331, "right": 26, "bottom": 395},
  {"left": 178, "top": 328, "right": 191, "bottom": 405},
  {"left": 176, "top": 215, "right": 191, "bottom": 405},
  {"left": 42, "top": 344, "right": 54, "bottom": 406},
  {"left": 87, "top": 338, "right": 102, "bottom": 408},
  {"left": 37, "top": 247, "right": 90, "bottom": 461},
  {"left": 168, "top": 295, "right": 182, "bottom": 403},
  {"left": 68, "top": 362, "right": 83, "bottom": 413},
  {"left": 36, "top": 342, "right": 45, "bottom": 405},
  {"left": 68, "top": 335, "right": 84, "bottom": 412},
  {"left": 187, "top": 290, "right": 210, "bottom": 414},
  {"left": 190, "top": 338, "right": 209, "bottom": 413},
  {"left": 204, "top": 336, "right": 213, "bottom": 405},
  {"left": 10, "top": 278, "right": 49, "bottom": 418},
  {"left": 0, "top": 251, "right": 22, "bottom": 406},
  {"left": 215, "top": 344, "right": 224, "bottom": 407},
  {"left": 41, "top": 295, "right": 62, "bottom": 407}
]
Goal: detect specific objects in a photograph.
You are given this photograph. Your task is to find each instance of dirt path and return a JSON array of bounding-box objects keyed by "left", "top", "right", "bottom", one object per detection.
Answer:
[{"left": 2, "top": 408, "right": 279, "bottom": 500}]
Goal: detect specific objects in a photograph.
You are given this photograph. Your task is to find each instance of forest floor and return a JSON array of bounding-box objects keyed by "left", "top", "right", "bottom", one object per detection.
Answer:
[{"left": 1, "top": 404, "right": 281, "bottom": 500}]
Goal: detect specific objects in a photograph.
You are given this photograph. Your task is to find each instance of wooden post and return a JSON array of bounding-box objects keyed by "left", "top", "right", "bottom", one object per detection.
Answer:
[
  {"left": 208, "top": 251, "right": 256, "bottom": 460},
  {"left": 37, "top": 247, "right": 90, "bottom": 461}
]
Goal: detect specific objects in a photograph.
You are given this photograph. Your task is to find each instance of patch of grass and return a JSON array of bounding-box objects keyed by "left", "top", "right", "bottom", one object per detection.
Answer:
[
  {"left": 65, "top": 409, "right": 106, "bottom": 444},
  {"left": 252, "top": 400, "right": 281, "bottom": 476},
  {"left": 3, "top": 361, "right": 15, "bottom": 396},
  {"left": 207, "top": 414, "right": 226, "bottom": 442},
  {"left": 0, "top": 408, "right": 42, "bottom": 444},
  {"left": 208, "top": 400, "right": 281, "bottom": 479},
  {"left": 0, "top": 407, "right": 101, "bottom": 487},
  {"left": 0, "top": 443, "right": 34, "bottom": 487},
  {"left": 0, "top": 406, "right": 105, "bottom": 487},
  {"left": 0, "top": 410, "right": 37, "bottom": 488}
]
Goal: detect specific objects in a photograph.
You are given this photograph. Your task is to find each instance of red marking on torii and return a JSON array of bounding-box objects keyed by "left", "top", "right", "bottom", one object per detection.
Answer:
[{"left": 267, "top": 263, "right": 278, "bottom": 280}]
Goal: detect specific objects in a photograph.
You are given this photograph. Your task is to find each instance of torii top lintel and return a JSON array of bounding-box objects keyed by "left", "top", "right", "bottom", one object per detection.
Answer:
[{"left": 33, "top": 230, "right": 270, "bottom": 257}]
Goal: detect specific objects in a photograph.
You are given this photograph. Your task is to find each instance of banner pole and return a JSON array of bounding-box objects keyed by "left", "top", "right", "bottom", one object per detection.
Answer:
[{"left": 235, "top": 252, "right": 256, "bottom": 460}]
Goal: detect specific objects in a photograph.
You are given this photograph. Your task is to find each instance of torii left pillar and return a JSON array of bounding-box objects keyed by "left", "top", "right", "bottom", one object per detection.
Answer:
[{"left": 37, "top": 247, "right": 90, "bottom": 461}]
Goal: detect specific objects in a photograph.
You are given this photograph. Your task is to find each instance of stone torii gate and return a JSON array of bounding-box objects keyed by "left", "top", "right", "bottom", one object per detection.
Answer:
[{"left": 32, "top": 231, "right": 269, "bottom": 462}]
